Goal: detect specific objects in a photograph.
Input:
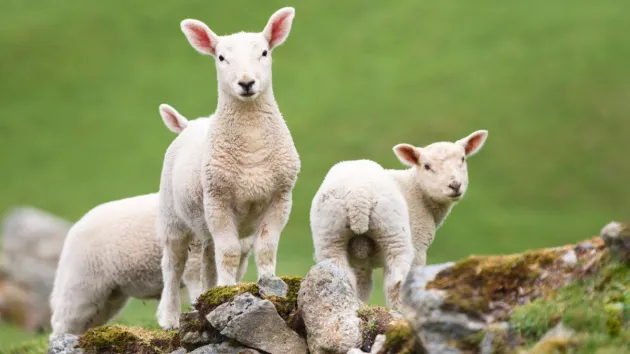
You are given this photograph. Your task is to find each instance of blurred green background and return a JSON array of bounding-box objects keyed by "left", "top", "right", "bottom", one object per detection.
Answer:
[{"left": 1, "top": 0, "right": 629, "bottom": 350}]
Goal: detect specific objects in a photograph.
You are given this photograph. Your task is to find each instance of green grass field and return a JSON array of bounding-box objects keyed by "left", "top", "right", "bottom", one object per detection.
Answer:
[{"left": 1, "top": 0, "right": 629, "bottom": 350}]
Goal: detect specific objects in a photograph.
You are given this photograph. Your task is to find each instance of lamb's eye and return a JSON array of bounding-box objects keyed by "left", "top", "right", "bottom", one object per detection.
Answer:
[
  {"left": 262, "top": 50, "right": 268, "bottom": 57},
  {"left": 218, "top": 55, "right": 225, "bottom": 62},
  {"left": 424, "top": 164, "right": 431, "bottom": 171},
  {"left": 462, "top": 157, "right": 465, "bottom": 162}
]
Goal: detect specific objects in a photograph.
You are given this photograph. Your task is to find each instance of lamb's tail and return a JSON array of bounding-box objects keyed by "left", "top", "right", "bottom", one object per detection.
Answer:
[{"left": 346, "top": 190, "right": 374, "bottom": 260}]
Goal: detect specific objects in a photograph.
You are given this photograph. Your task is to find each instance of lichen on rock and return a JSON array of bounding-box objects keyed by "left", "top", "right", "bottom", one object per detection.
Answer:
[
  {"left": 194, "top": 276, "right": 302, "bottom": 321},
  {"left": 77, "top": 325, "right": 179, "bottom": 354}
]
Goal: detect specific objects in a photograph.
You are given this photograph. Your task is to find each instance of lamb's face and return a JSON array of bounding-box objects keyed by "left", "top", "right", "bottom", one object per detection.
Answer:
[
  {"left": 213, "top": 33, "right": 272, "bottom": 101},
  {"left": 180, "top": 8, "right": 295, "bottom": 102},
  {"left": 393, "top": 130, "right": 488, "bottom": 204},
  {"left": 414, "top": 142, "right": 470, "bottom": 203}
]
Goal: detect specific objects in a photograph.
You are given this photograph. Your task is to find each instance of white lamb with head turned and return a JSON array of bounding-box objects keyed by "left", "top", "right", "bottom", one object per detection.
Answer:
[
  {"left": 310, "top": 130, "right": 488, "bottom": 309},
  {"left": 156, "top": 7, "right": 300, "bottom": 329},
  {"left": 49, "top": 105, "right": 207, "bottom": 336}
]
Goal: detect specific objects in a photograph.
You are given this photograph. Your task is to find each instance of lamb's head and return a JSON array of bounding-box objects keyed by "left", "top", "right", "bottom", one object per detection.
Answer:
[
  {"left": 393, "top": 130, "right": 488, "bottom": 203},
  {"left": 180, "top": 7, "right": 295, "bottom": 102}
]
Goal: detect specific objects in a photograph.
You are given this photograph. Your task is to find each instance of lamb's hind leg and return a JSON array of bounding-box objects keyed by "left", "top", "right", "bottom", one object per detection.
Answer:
[
  {"left": 351, "top": 263, "right": 374, "bottom": 303},
  {"left": 156, "top": 221, "right": 191, "bottom": 330},
  {"left": 380, "top": 236, "right": 413, "bottom": 309}
]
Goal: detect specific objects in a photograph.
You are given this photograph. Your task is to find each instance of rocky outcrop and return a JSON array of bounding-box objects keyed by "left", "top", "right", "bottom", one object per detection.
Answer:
[
  {"left": 39, "top": 221, "right": 630, "bottom": 354},
  {"left": 0, "top": 207, "right": 72, "bottom": 332}
]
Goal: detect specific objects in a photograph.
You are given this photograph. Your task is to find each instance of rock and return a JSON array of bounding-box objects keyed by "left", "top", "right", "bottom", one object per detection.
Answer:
[
  {"left": 401, "top": 265, "right": 486, "bottom": 354},
  {"left": 179, "top": 310, "right": 224, "bottom": 351},
  {"left": 527, "top": 323, "right": 576, "bottom": 353},
  {"left": 47, "top": 333, "right": 83, "bottom": 354},
  {"left": 188, "top": 342, "right": 262, "bottom": 354},
  {"left": 601, "top": 221, "right": 630, "bottom": 262},
  {"left": 257, "top": 274, "right": 288, "bottom": 298},
  {"left": 561, "top": 250, "right": 578, "bottom": 266},
  {"left": 207, "top": 292, "right": 307, "bottom": 354},
  {"left": 1, "top": 207, "right": 72, "bottom": 331},
  {"left": 347, "top": 349, "right": 367, "bottom": 354},
  {"left": 370, "top": 334, "right": 386, "bottom": 353},
  {"left": 479, "top": 322, "right": 509, "bottom": 354},
  {"left": 0, "top": 269, "right": 31, "bottom": 329},
  {"left": 169, "top": 349, "right": 187, "bottom": 354},
  {"left": 298, "top": 260, "right": 364, "bottom": 354}
]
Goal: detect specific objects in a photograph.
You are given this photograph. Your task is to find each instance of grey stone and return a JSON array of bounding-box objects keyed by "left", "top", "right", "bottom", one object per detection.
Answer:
[
  {"left": 257, "top": 274, "right": 288, "bottom": 298},
  {"left": 207, "top": 293, "right": 307, "bottom": 354},
  {"left": 179, "top": 310, "right": 224, "bottom": 351},
  {"left": 480, "top": 323, "right": 509, "bottom": 354},
  {"left": 402, "top": 265, "right": 487, "bottom": 354},
  {"left": 189, "top": 342, "right": 261, "bottom": 354},
  {"left": 601, "top": 221, "right": 630, "bottom": 262},
  {"left": 169, "top": 349, "right": 187, "bottom": 354},
  {"left": 347, "top": 349, "right": 367, "bottom": 354},
  {"left": 298, "top": 260, "right": 363, "bottom": 354},
  {"left": 1, "top": 207, "right": 72, "bottom": 332},
  {"left": 47, "top": 333, "right": 83, "bottom": 354}
]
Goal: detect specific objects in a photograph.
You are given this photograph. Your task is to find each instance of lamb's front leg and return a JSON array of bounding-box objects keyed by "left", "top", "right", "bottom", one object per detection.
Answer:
[
  {"left": 254, "top": 192, "right": 292, "bottom": 282},
  {"left": 204, "top": 198, "right": 241, "bottom": 287}
]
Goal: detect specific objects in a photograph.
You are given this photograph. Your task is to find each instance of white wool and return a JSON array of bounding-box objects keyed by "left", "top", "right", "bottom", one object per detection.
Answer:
[
  {"left": 310, "top": 130, "right": 488, "bottom": 309},
  {"left": 156, "top": 7, "right": 300, "bottom": 329},
  {"left": 49, "top": 108, "right": 211, "bottom": 336},
  {"left": 48, "top": 193, "right": 203, "bottom": 335}
]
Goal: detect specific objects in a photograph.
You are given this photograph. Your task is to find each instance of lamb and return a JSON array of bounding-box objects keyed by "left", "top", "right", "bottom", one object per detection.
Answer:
[
  {"left": 49, "top": 104, "right": 208, "bottom": 335},
  {"left": 310, "top": 130, "right": 488, "bottom": 308},
  {"left": 156, "top": 7, "right": 300, "bottom": 329}
]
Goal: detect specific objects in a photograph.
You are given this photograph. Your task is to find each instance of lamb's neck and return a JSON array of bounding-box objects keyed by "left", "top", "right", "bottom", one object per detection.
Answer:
[
  {"left": 215, "top": 88, "right": 280, "bottom": 124},
  {"left": 386, "top": 168, "right": 455, "bottom": 229}
]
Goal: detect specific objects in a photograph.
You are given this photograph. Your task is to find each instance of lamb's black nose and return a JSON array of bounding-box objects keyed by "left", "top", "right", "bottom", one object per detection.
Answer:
[
  {"left": 238, "top": 80, "right": 256, "bottom": 92},
  {"left": 449, "top": 182, "right": 461, "bottom": 192}
]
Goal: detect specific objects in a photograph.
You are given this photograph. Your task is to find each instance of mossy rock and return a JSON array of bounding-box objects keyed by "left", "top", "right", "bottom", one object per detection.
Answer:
[
  {"left": 357, "top": 305, "right": 400, "bottom": 351},
  {"left": 427, "top": 238, "right": 609, "bottom": 321},
  {"left": 194, "top": 276, "right": 302, "bottom": 321},
  {"left": 377, "top": 319, "right": 418, "bottom": 354},
  {"left": 77, "top": 325, "right": 180, "bottom": 354}
]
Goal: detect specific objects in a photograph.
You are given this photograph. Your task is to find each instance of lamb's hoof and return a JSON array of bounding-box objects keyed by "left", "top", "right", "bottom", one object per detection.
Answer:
[
  {"left": 157, "top": 308, "right": 181, "bottom": 330},
  {"left": 257, "top": 274, "right": 288, "bottom": 298}
]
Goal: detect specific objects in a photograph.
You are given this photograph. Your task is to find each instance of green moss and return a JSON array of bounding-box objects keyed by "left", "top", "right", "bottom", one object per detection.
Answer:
[
  {"left": 509, "top": 257, "right": 630, "bottom": 353},
  {"left": 194, "top": 276, "right": 303, "bottom": 321},
  {"left": 77, "top": 325, "right": 179, "bottom": 354},
  {"left": 379, "top": 320, "right": 415, "bottom": 354},
  {"left": 511, "top": 299, "right": 562, "bottom": 339},
  {"left": 427, "top": 249, "right": 563, "bottom": 319},
  {"left": 356, "top": 305, "right": 396, "bottom": 351}
]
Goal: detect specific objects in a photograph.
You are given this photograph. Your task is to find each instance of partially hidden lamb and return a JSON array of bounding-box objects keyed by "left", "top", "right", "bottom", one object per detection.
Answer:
[
  {"left": 310, "top": 130, "right": 488, "bottom": 308},
  {"left": 49, "top": 105, "right": 207, "bottom": 335}
]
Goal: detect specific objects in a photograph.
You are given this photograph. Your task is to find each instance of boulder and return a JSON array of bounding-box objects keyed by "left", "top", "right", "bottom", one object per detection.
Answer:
[
  {"left": 47, "top": 333, "right": 83, "bottom": 354},
  {"left": 298, "top": 260, "right": 363, "bottom": 354},
  {"left": 1, "top": 207, "right": 72, "bottom": 331}
]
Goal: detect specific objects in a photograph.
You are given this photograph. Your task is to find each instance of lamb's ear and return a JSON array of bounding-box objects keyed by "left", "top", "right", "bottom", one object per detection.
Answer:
[
  {"left": 393, "top": 144, "right": 421, "bottom": 167},
  {"left": 181, "top": 19, "right": 219, "bottom": 56},
  {"left": 159, "top": 104, "right": 188, "bottom": 134},
  {"left": 262, "top": 7, "right": 295, "bottom": 50},
  {"left": 457, "top": 130, "right": 488, "bottom": 156}
]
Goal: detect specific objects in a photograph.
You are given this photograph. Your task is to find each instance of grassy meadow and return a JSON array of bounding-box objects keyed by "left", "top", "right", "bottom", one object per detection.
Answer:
[{"left": 1, "top": 0, "right": 630, "bottom": 350}]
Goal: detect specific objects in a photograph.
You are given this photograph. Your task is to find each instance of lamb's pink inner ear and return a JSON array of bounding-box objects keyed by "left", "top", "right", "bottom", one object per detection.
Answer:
[
  {"left": 464, "top": 131, "right": 488, "bottom": 155},
  {"left": 182, "top": 21, "right": 217, "bottom": 56},
  {"left": 160, "top": 106, "right": 184, "bottom": 133},
  {"left": 266, "top": 9, "right": 294, "bottom": 49},
  {"left": 394, "top": 144, "right": 420, "bottom": 166}
]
